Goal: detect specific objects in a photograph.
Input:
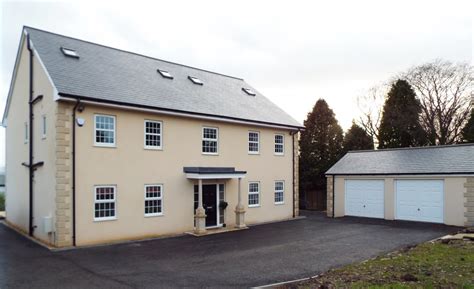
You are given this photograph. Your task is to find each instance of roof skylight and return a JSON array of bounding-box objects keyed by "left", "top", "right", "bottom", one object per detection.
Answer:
[
  {"left": 157, "top": 69, "right": 173, "bottom": 79},
  {"left": 242, "top": 88, "right": 256, "bottom": 96},
  {"left": 188, "top": 76, "right": 203, "bottom": 85},
  {"left": 60, "top": 47, "right": 79, "bottom": 58}
]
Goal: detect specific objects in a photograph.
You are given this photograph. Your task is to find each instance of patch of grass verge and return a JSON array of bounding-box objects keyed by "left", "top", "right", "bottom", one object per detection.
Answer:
[{"left": 288, "top": 240, "right": 474, "bottom": 289}]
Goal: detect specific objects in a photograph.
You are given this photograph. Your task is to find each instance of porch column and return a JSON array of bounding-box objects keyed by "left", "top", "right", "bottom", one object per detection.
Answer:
[
  {"left": 235, "top": 177, "right": 246, "bottom": 228},
  {"left": 194, "top": 179, "right": 206, "bottom": 234}
]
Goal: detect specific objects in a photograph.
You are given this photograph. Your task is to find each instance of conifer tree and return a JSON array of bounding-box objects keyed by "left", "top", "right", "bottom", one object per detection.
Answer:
[
  {"left": 461, "top": 108, "right": 474, "bottom": 143},
  {"left": 343, "top": 122, "right": 374, "bottom": 151},
  {"left": 299, "top": 99, "right": 343, "bottom": 209},
  {"left": 378, "top": 79, "right": 426, "bottom": 148}
]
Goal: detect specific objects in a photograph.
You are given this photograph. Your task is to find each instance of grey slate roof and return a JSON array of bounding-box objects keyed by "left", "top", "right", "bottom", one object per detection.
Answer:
[
  {"left": 326, "top": 144, "right": 474, "bottom": 175},
  {"left": 25, "top": 27, "right": 302, "bottom": 128}
]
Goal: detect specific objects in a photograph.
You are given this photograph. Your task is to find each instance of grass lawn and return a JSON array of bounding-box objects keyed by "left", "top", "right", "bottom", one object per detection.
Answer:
[{"left": 286, "top": 239, "right": 474, "bottom": 289}]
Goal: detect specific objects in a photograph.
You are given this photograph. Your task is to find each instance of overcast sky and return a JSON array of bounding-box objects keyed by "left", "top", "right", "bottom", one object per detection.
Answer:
[{"left": 0, "top": 0, "right": 473, "bottom": 167}]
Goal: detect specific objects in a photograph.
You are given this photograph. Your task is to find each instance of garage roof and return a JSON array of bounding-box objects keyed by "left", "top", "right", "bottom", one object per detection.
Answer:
[{"left": 326, "top": 144, "right": 474, "bottom": 175}]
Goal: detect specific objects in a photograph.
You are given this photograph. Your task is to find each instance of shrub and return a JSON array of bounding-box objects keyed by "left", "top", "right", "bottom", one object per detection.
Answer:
[{"left": 0, "top": 192, "right": 4, "bottom": 211}]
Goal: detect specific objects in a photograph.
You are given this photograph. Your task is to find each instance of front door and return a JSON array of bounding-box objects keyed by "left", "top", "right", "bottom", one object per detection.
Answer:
[
  {"left": 194, "top": 184, "right": 218, "bottom": 227},
  {"left": 203, "top": 185, "right": 218, "bottom": 226}
]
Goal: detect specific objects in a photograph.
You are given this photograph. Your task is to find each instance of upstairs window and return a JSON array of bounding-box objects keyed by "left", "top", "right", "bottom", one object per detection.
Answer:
[
  {"left": 248, "top": 131, "right": 260, "bottom": 154},
  {"left": 248, "top": 182, "right": 260, "bottom": 207},
  {"left": 94, "top": 186, "right": 116, "bottom": 221},
  {"left": 144, "top": 185, "right": 163, "bottom": 216},
  {"left": 144, "top": 120, "right": 162, "bottom": 149},
  {"left": 202, "top": 127, "right": 218, "bottom": 154},
  {"left": 157, "top": 69, "right": 173, "bottom": 79},
  {"left": 60, "top": 47, "right": 79, "bottom": 58},
  {"left": 94, "top": 115, "right": 116, "bottom": 147},
  {"left": 275, "top": 134, "right": 284, "bottom": 155},
  {"left": 188, "top": 76, "right": 203, "bottom": 85}
]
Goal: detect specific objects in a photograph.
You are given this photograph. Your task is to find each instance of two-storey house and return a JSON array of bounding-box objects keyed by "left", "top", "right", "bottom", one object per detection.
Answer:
[{"left": 2, "top": 27, "right": 303, "bottom": 247}]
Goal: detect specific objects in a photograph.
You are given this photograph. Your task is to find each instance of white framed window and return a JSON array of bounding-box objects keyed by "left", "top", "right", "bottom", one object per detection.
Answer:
[
  {"left": 248, "top": 182, "right": 260, "bottom": 207},
  {"left": 24, "top": 122, "right": 28, "bottom": 144},
  {"left": 94, "top": 186, "right": 116, "bottom": 221},
  {"left": 202, "top": 127, "right": 218, "bottom": 154},
  {"left": 41, "top": 115, "right": 47, "bottom": 139},
  {"left": 248, "top": 131, "right": 260, "bottom": 154},
  {"left": 144, "top": 185, "right": 163, "bottom": 216},
  {"left": 274, "top": 181, "right": 284, "bottom": 204},
  {"left": 144, "top": 120, "right": 162, "bottom": 149},
  {"left": 274, "top": 134, "right": 284, "bottom": 155},
  {"left": 94, "top": 114, "right": 116, "bottom": 147}
]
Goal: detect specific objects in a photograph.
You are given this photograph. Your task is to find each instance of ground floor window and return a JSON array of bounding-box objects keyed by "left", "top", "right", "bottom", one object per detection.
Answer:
[
  {"left": 248, "top": 182, "right": 260, "bottom": 207},
  {"left": 144, "top": 185, "right": 163, "bottom": 216},
  {"left": 94, "top": 186, "right": 116, "bottom": 221},
  {"left": 274, "top": 181, "right": 284, "bottom": 204}
]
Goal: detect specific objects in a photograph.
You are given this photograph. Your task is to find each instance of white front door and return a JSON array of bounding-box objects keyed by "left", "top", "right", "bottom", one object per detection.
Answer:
[
  {"left": 395, "top": 180, "right": 444, "bottom": 223},
  {"left": 345, "top": 180, "right": 384, "bottom": 218}
]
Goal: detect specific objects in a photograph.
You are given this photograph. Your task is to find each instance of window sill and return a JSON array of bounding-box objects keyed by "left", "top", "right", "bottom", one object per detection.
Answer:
[
  {"left": 94, "top": 144, "right": 117, "bottom": 148},
  {"left": 202, "top": 152, "right": 219, "bottom": 156},
  {"left": 274, "top": 202, "right": 285, "bottom": 205},
  {"left": 145, "top": 213, "right": 164, "bottom": 218},
  {"left": 94, "top": 217, "right": 117, "bottom": 222},
  {"left": 248, "top": 152, "right": 260, "bottom": 155},
  {"left": 274, "top": 153, "right": 285, "bottom": 156},
  {"left": 144, "top": 147, "right": 163, "bottom": 151},
  {"left": 248, "top": 205, "right": 261, "bottom": 208}
]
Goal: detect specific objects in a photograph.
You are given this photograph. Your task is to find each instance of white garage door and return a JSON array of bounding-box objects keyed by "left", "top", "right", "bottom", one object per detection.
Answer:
[
  {"left": 345, "top": 180, "right": 384, "bottom": 218},
  {"left": 395, "top": 180, "right": 444, "bottom": 223}
]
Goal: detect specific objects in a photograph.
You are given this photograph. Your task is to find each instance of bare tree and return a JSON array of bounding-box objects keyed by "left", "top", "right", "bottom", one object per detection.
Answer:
[
  {"left": 356, "top": 84, "right": 388, "bottom": 145},
  {"left": 402, "top": 60, "right": 473, "bottom": 145}
]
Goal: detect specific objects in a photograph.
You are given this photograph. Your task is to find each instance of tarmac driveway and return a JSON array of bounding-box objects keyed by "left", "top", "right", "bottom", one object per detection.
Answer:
[{"left": 0, "top": 211, "right": 458, "bottom": 289}]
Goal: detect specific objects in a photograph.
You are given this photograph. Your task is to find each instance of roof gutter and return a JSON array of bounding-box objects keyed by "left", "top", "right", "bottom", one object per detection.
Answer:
[
  {"left": 56, "top": 93, "right": 305, "bottom": 131},
  {"left": 325, "top": 172, "right": 474, "bottom": 176}
]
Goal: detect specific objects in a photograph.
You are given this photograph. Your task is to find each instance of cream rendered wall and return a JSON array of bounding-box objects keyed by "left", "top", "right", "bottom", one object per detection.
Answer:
[
  {"left": 30, "top": 43, "right": 57, "bottom": 244},
  {"left": 5, "top": 37, "right": 30, "bottom": 232},
  {"left": 75, "top": 104, "right": 295, "bottom": 245},
  {"left": 5, "top": 35, "right": 58, "bottom": 245},
  {"left": 333, "top": 175, "right": 466, "bottom": 226},
  {"left": 444, "top": 178, "right": 466, "bottom": 226}
]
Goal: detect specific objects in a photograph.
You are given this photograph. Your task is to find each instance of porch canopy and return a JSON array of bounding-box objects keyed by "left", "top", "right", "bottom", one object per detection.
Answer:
[
  {"left": 183, "top": 167, "right": 247, "bottom": 234},
  {"left": 183, "top": 167, "right": 246, "bottom": 179}
]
